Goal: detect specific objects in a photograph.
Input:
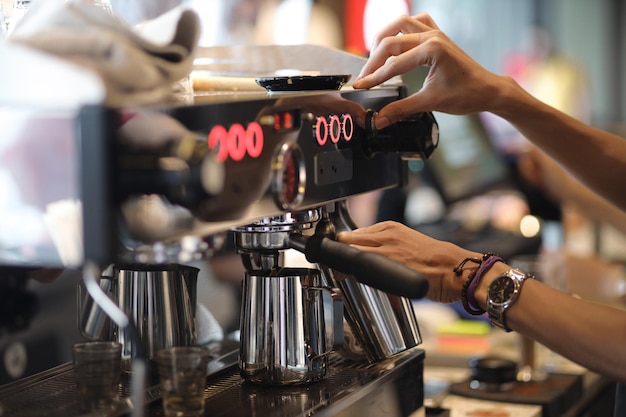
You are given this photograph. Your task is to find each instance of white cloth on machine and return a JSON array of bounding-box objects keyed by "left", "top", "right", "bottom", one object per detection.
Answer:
[{"left": 3, "top": 0, "right": 200, "bottom": 107}]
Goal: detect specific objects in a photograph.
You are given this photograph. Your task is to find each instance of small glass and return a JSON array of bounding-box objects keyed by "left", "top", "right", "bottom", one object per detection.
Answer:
[
  {"left": 72, "top": 341, "right": 122, "bottom": 413},
  {"left": 155, "top": 346, "right": 210, "bottom": 417}
]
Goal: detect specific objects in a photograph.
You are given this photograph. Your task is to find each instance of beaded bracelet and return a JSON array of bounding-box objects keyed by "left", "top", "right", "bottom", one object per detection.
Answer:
[
  {"left": 467, "top": 254, "right": 504, "bottom": 311},
  {"left": 460, "top": 269, "right": 483, "bottom": 315},
  {"left": 454, "top": 252, "right": 503, "bottom": 315}
]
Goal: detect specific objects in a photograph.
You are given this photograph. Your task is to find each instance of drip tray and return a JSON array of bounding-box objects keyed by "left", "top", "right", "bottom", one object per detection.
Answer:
[
  {"left": 0, "top": 342, "right": 239, "bottom": 417},
  {"left": 0, "top": 345, "right": 425, "bottom": 417}
]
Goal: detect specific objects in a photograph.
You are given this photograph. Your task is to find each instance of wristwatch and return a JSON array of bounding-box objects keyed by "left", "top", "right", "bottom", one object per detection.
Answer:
[{"left": 487, "top": 268, "right": 532, "bottom": 332}]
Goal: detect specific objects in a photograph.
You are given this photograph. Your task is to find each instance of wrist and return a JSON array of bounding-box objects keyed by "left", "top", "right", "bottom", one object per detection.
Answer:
[
  {"left": 475, "top": 262, "right": 510, "bottom": 310},
  {"left": 490, "top": 75, "right": 543, "bottom": 122}
]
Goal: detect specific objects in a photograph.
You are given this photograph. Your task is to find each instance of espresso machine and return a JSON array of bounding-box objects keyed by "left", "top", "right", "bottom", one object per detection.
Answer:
[{"left": 0, "top": 45, "right": 439, "bottom": 417}]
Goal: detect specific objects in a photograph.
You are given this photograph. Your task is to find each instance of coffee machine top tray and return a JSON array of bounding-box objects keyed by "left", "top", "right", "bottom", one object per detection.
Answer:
[{"left": 0, "top": 346, "right": 425, "bottom": 417}]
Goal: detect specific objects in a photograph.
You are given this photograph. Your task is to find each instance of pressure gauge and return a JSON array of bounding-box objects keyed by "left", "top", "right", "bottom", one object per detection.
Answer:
[{"left": 272, "top": 142, "right": 305, "bottom": 210}]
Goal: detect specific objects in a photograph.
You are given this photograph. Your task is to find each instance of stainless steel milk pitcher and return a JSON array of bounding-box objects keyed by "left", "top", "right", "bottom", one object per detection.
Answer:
[
  {"left": 321, "top": 202, "right": 422, "bottom": 362},
  {"left": 239, "top": 267, "right": 342, "bottom": 385},
  {"left": 78, "top": 263, "right": 199, "bottom": 372},
  {"left": 328, "top": 268, "right": 422, "bottom": 361}
]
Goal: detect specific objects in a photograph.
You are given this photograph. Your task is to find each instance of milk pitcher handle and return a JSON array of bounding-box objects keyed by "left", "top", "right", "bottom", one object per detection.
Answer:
[
  {"left": 328, "top": 288, "right": 343, "bottom": 351},
  {"left": 309, "top": 286, "right": 343, "bottom": 354}
]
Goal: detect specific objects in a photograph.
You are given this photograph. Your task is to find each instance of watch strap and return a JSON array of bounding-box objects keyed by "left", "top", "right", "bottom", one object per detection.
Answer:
[
  {"left": 487, "top": 268, "right": 531, "bottom": 332},
  {"left": 488, "top": 300, "right": 511, "bottom": 332}
]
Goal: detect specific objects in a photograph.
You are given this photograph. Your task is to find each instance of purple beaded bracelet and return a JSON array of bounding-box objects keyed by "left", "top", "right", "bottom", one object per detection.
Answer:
[
  {"left": 454, "top": 252, "right": 503, "bottom": 315},
  {"left": 466, "top": 254, "right": 504, "bottom": 313}
]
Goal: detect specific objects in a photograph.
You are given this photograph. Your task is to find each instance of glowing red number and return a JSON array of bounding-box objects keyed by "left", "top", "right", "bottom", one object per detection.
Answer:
[
  {"left": 207, "top": 122, "right": 265, "bottom": 161},
  {"left": 330, "top": 115, "right": 341, "bottom": 144},
  {"left": 246, "top": 122, "right": 263, "bottom": 158},
  {"left": 227, "top": 123, "right": 247, "bottom": 162},
  {"left": 342, "top": 114, "right": 353, "bottom": 141},
  {"left": 314, "top": 114, "right": 355, "bottom": 147},
  {"left": 283, "top": 112, "right": 293, "bottom": 129},
  {"left": 207, "top": 125, "right": 229, "bottom": 162},
  {"left": 315, "top": 116, "right": 328, "bottom": 146}
]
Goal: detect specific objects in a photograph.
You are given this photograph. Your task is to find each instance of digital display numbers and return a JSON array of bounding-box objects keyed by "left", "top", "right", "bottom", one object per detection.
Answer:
[
  {"left": 273, "top": 111, "right": 294, "bottom": 130},
  {"left": 207, "top": 122, "right": 264, "bottom": 162},
  {"left": 314, "top": 114, "right": 353, "bottom": 146},
  {"left": 206, "top": 112, "right": 354, "bottom": 162}
]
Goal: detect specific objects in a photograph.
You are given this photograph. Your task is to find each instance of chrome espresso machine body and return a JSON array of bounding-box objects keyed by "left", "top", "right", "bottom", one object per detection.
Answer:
[{"left": 0, "top": 46, "right": 438, "bottom": 417}]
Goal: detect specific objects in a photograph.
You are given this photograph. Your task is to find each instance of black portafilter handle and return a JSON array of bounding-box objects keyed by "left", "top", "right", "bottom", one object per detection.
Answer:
[
  {"left": 287, "top": 234, "right": 429, "bottom": 299},
  {"left": 364, "top": 109, "right": 439, "bottom": 160}
]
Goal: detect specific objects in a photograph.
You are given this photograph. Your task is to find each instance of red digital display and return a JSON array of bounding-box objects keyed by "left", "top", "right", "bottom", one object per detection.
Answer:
[
  {"left": 283, "top": 112, "right": 294, "bottom": 129},
  {"left": 343, "top": 114, "right": 353, "bottom": 141},
  {"left": 272, "top": 111, "right": 296, "bottom": 131},
  {"left": 207, "top": 121, "right": 264, "bottom": 162},
  {"left": 330, "top": 115, "right": 341, "bottom": 144},
  {"left": 315, "top": 116, "right": 329, "bottom": 146},
  {"left": 314, "top": 114, "right": 354, "bottom": 146}
]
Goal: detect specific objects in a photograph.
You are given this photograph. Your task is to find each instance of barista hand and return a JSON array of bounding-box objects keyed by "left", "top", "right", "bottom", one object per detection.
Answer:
[
  {"left": 354, "top": 13, "right": 626, "bottom": 211},
  {"left": 336, "top": 221, "right": 477, "bottom": 303},
  {"left": 342, "top": 10, "right": 626, "bottom": 388},
  {"left": 337, "top": 221, "right": 626, "bottom": 382},
  {"left": 353, "top": 13, "right": 503, "bottom": 128}
]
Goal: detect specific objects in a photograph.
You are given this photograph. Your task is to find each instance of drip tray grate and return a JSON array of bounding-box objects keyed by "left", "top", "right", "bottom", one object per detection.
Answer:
[
  {"left": 0, "top": 348, "right": 425, "bottom": 417},
  {"left": 0, "top": 363, "right": 157, "bottom": 417},
  {"left": 147, "top": 349, "right": 425, "bottom": 417}
]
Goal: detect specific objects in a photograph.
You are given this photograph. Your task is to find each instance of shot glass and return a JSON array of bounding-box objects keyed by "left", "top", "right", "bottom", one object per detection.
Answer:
[
  {"left": 155, "top": 346, "right": 210, "bottom": 417},
  {"left": 72, "top": 341, "right": 122, "bottom": 413}
]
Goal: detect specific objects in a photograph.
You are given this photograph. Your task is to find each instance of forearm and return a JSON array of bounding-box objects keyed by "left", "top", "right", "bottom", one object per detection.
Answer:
[
  {"left": 476, "top": 263, "right": 626, "bottom": 382},
  {"left": 337, "top": 222, "right": 626, "bottom": 380},
  {"left": 533, "top": 150, "right": 626, "bottom": 234},
  {"left": 490, "top": 76, "right": 626, "bottom": 210},
  {"left": 559, "top": 175, "right": 626, "bottom": 234}
]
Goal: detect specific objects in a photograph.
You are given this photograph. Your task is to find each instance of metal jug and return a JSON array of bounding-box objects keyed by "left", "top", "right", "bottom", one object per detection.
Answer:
[
  {"left": 322, "top": 202, "right": 422, "bottom": 362},
  {"left": 78, "top": 263, "right": 199, "bottom": 372},
  {"left": 327, "top": 269, "right": 422, "bottom": 361},
  {"left": 239, "top": 267, "right": 342, "bottom": 385}
]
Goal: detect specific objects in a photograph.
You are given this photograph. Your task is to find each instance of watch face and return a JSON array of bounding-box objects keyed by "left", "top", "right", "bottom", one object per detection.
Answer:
[{"left": 490, "top": 276, "right": 516, "bottom": 305}]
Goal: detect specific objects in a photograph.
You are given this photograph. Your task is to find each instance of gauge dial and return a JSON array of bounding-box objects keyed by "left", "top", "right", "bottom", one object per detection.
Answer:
[{"left": 272, "top": 142, "right": 305, "bottom": 210}]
